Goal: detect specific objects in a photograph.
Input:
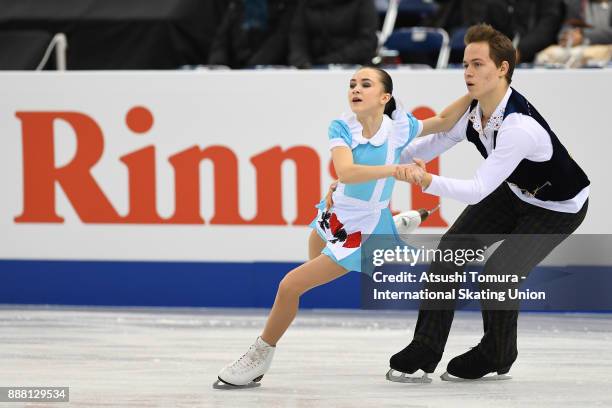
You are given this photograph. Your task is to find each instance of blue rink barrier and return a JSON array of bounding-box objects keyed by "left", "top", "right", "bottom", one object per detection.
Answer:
[
  {"left": 0, "top": 260, "right": 611, "bottom": 311},
  {"left": 0, "top": 260, "right": 359, "bottom": 309}
]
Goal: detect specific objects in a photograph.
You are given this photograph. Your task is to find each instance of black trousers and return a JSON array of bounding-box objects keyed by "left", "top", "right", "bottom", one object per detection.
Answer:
[{"left": 413, "top": 183, "right": 588, "bottom": 367}]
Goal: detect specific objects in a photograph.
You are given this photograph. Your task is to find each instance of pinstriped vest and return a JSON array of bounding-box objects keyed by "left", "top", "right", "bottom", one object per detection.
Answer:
[{"left": 465, "top": 88, "right": 590, "bottom": 201}]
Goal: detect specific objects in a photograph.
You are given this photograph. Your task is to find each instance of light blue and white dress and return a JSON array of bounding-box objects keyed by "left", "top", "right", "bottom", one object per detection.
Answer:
[{"left": 310, "top": 108, "right": 422, "bottom": 274}]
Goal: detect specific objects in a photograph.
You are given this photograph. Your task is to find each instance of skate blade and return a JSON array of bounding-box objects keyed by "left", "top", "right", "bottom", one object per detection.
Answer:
[
  {"left": 386, "top": 369, "right": 432, "bottom": 384},
  {"left": 212, "top": 377, "right": 263, "bottom": 390},
  {"left": 440, "top": 371, "right": 512, "bottom": 382}
]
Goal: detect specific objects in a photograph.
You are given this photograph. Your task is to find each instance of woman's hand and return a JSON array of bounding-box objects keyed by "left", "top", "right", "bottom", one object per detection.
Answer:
[
  {"left": 325, "top": 180, "right": 338, "bottom": 210},
  {"left": 394, "top": 158, "right": 432, "bottom": 189},
  {"left": 395, "top": 164, "right": 425, "bottom": 184}
]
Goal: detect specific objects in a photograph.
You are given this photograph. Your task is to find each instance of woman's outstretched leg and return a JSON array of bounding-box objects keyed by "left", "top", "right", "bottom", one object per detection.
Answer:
[
  {"left": 308, "top": 229, "right": 326, "bottom": 260},
  {"left": 216, "top": 254, "right": 348, "bottom": 387},
  {"left": 262, "top": 254, "right": 347, "bottom": 345}
]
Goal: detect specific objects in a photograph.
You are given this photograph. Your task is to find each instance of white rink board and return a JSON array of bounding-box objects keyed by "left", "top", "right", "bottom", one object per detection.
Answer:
[{"left": 0, "top": 70, "right": 609, "bottom": 262}]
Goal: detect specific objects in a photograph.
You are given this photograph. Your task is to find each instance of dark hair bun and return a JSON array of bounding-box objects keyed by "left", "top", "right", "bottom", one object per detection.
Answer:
[{"left": 384, "top": 96, "right": 397, "bottom": 117}]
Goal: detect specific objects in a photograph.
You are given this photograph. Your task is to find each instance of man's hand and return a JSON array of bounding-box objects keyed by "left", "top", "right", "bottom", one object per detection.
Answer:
[
  {"left": 325, "top": 180, "right": 338, "bottom": 210},
  {"left": 394, "top": 158, "right": 432, "bottom": 190},
  {"left": 413, "top": 158, "right": 433, "bottom": 189},
  {"left": 395, "top": 164, "right": 424, "bottom": 184}
]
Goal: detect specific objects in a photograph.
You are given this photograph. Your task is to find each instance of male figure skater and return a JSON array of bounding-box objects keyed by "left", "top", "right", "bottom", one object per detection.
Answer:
[{"left": 388, "top": 23, "right": 590, "bottom": 382}]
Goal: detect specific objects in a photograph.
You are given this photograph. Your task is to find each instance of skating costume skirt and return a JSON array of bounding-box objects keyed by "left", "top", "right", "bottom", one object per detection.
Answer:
[
  {"left": 310, "top": 108, "right": 423, "bottom": 274},
  {"left": 309, "top": 195, "right": 400, "bottom": 274}
]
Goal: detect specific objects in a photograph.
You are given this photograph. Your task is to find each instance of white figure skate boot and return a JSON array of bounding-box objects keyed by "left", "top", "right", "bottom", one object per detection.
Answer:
[
  {"left": 394, "top": 206, "right": 439, "bottom": 237},
  {"left": 213, "top": 337, "right": 275, "bottom": 389}
]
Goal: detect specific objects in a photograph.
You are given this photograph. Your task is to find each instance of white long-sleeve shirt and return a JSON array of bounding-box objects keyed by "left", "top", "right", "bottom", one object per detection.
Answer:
[{"left": 401, "top": 88, "right": 589, "bottom": 213}]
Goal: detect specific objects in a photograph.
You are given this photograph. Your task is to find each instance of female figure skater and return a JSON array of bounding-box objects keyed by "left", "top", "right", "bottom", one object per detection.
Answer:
[{"left": 214, "top": 66, "right": 471, "bottom": 388}]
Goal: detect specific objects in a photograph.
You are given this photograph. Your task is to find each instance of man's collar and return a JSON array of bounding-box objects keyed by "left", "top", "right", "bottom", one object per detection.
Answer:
[{"left": 469, "top": 87, "right": 513, "bottom": 136}]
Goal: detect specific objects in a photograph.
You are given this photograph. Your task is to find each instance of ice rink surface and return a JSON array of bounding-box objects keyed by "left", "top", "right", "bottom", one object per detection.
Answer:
[{"left": 0, "top": 307, "right": 611, "bottom": 408}]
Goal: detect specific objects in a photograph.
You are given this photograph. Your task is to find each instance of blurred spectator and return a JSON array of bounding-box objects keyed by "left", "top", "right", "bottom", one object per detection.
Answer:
[
  {"left": 375, "top": 0, "right": 440, "bottom": 28},
  {"left": 482, "top": 0, "right": 564, "bottom": 62},
  {"left": 559, "top": 0, "right": 612, "bottom": 46},
  {"left": 535, "top": 0, "right": 612, "bottom": 67},
  {"left": 429, "top": 0, "right": 564, "bottom": 63},
  {"left": 424, "top": 0, "right": 487, "bottom": 65},
  {"left": 427, "top": 0, "right": 486, "bottom": 33},
  {"left": 207, "top": 0, "right": 297, "bottom": 68},
  {"left": 289, "top": 0, "right": 378, "bottom": 68}
]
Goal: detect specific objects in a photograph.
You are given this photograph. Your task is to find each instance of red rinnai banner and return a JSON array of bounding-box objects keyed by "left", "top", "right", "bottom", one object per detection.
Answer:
[{"left": 14, "top": 106, "right": 446, "bottom": 227}]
